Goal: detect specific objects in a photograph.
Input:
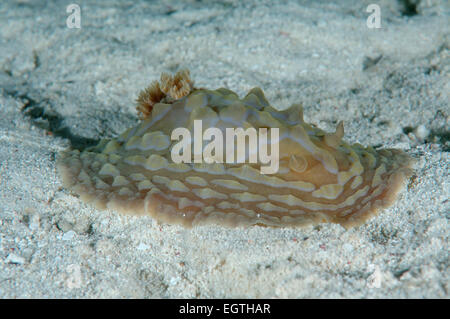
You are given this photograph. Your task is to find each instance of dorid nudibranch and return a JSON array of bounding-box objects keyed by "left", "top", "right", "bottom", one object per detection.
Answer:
[{"left": 57, "top": 69, "right": 414, "bottom": 228}]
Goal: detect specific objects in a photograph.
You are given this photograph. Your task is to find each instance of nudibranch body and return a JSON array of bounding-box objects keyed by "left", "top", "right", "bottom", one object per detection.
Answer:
[{"left": 57, "top": 70, "right": 414, "bottom": 228}]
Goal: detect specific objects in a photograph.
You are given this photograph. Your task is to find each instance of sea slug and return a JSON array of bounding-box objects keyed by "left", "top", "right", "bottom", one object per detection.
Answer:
[{"left": 57, "top": 70, "right": 414, "bottom": 228}]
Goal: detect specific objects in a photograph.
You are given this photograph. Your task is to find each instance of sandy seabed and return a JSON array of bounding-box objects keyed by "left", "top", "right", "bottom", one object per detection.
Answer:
[{"left": 0, "top": 0, "right": 448, "bottom": 298}]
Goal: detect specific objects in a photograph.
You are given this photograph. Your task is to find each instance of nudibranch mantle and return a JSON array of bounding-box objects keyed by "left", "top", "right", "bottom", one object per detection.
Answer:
[{"left": 57, "top": 70, "right": 414, "bottom": 228}]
